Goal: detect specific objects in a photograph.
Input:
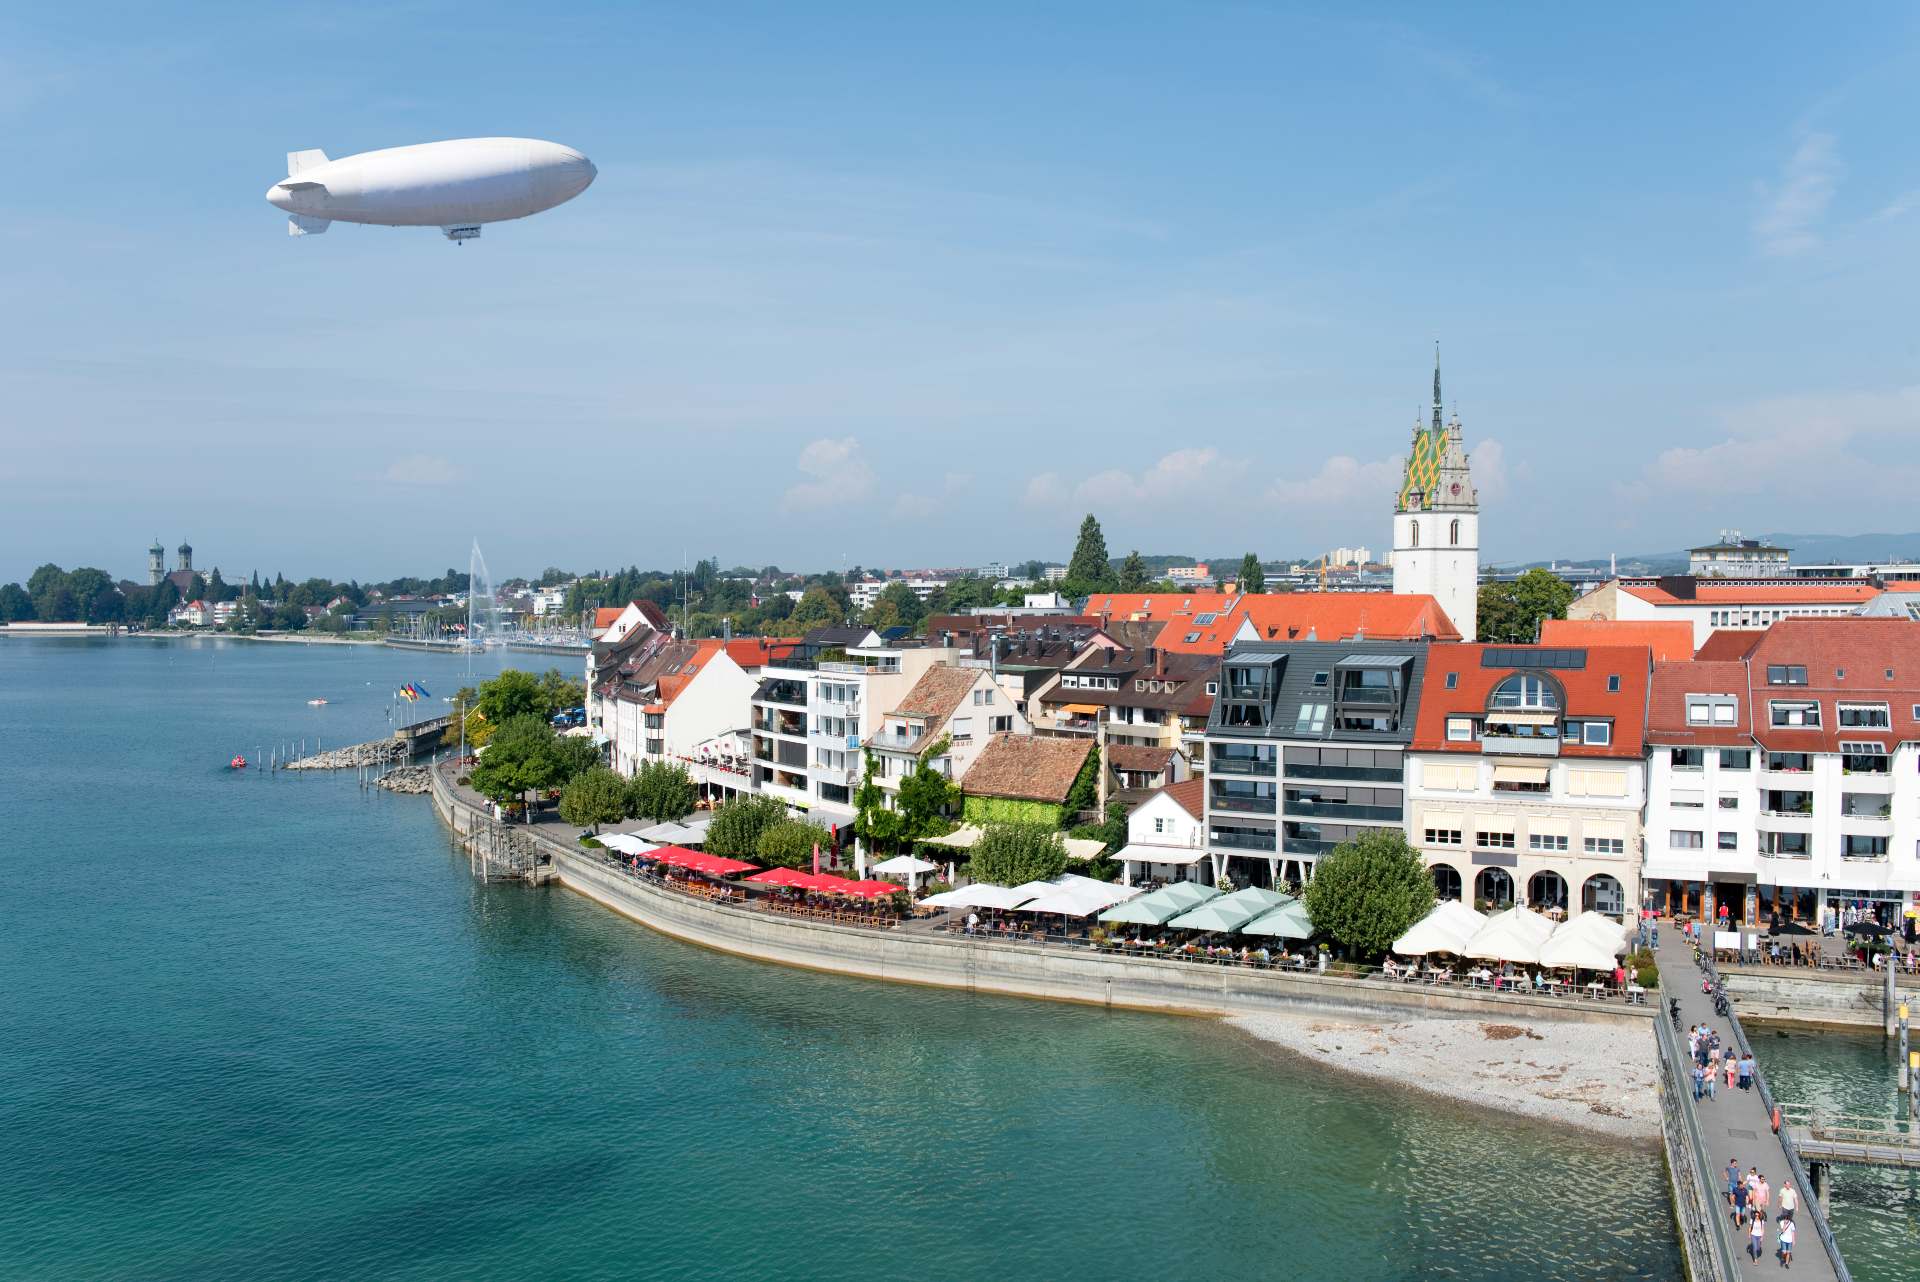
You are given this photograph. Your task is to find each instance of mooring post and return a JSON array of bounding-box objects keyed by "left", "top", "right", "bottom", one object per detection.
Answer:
[
  {"left": 1901, "top": 1002, "right": 1911, "bottom": 1092},
  {"left": 1889, "top": 960, "right": 1899, "bottom": 1038},
  {"left": 1809, "top": 1161, "right": 1828, "bottom": 1215}
]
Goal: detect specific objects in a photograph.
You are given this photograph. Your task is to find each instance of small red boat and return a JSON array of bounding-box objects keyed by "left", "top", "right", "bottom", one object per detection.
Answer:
[{"left": 228, "top": 755, "right": 247, "bottom": 770}]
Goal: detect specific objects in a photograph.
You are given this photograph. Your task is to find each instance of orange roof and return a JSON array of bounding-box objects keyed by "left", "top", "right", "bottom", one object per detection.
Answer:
[
  {"left": 593, "top": 607, "right": 626, "bottom": 630},
  {"left": 1079, "top": 591, "right": 1459, "bottom": 654},
  {"left": 1620, "top": 581, "right": 1879, "bottom": 606},
  {"left": 1412, "top": 644, "right": 1652, "bottom": 758},
  {"left": 1155, "top": 777, "right": 1205, "bottom": 819},
  {"left": 1539, "top": 618, "right": 1694, "bottom": 662}
]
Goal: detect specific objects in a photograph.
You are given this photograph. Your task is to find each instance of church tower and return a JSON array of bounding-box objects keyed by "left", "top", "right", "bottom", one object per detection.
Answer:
[
  {"left": 177, "top": 541, "right": 194, "bottom": 575},
  {"left": 1391, "top": 347, "right": 1479, "bottom": 641},
  {"left": 149, "top": 539, "right": 165, "bottom": 586}
]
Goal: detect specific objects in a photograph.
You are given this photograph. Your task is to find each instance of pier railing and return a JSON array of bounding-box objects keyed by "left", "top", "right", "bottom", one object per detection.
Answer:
[{"left": 1652, "top": 1009, "right": 1741, "bottom": 1282}]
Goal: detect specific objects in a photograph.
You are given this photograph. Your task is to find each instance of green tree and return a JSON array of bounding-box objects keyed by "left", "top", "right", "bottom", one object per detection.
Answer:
[
  {"left": 1301, "top": 828, "right": 1436, "bottom": 958},
  {"left": 627, "top": 761, "right": 696, "bottom": 822},
  {"left": 469, "top": 715, "right": 567, "bottom": 818},
  {"left": 854, "top": 751, "right": 905, "bottom": 851},
  {"left": 1068, "top": 801, "right": 1129, "bottom": 881},
  {"left": 896, "top": 739, "right": 960, "bottom": 842},
  {"left": 0, "top": 583, "right": 33, "bottom": 622},
  {"left": 868, "top": 581, "right": 926, "bottom": 632},
  {"left": 552, "top": 733, "right": 603, "bottom": 783},
  {"left": 1065, "top": 514, "right": 1113, "bottom": 590},
  {"left": 1476, "top": 569, "right": 1576, "bottom": 644},
  {"left": 477, "top": 669, "right": 548, "bottom": 723},
  {"left": 757, "top": 818, "right": 831, "bottom": 869},
  {"left": 967, "top": 822, "right": 1067, "bottom": 887},
  {"left": 704, "top": 795, "right": 789, "bottom": 859},
  {"left": 538, "top": 667, "right": 584, "bottom": 716},
  {"left": 788, "top": 585, "right": 846, "bottom": 633},
  {"left": 1117, "top": 550, "right": 1148, "bottom": 591},
  {"left": 559, "top": 766, "right": 629, "bottom": 833},
  {"left": 1237, "top": 553, "right": 1266, "bottom": 594}
]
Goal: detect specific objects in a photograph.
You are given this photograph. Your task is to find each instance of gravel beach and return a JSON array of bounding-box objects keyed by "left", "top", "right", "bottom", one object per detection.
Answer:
[{"left": 1228, "top": 1011, "right": 1659, "bottom": 1141}]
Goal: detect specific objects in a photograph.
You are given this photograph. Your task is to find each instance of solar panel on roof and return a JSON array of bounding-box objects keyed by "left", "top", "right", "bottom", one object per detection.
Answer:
[{"left": 1481, "top": 647, "right": 1587, "bottom": 670}]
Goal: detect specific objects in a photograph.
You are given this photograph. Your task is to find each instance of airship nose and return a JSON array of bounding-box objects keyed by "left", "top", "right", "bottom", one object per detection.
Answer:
[{"left": 266, "top": 182, "right": 291, "bottom": 211}]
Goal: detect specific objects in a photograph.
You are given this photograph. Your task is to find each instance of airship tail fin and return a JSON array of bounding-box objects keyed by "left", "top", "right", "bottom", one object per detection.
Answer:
[
  {"left": 287, "top": 148, "right": 329, "bottom": 175},
  {"left": 288, "top": 213, "right": 331, "bottom": 237}
]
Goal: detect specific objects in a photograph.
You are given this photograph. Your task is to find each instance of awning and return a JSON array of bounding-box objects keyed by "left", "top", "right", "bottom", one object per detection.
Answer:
[
  {"left": 871, "top": 855, "right": 938, "bottom": 876},
  {"left": 1421, "top": 812, "right": 1466, "bottom": 831},
  {"left": 651, "top": 846, "right": 758, "bottom": 877},
  {"left": 921, "top": 825, "right": 984, "bottom": 850},
  {"left": 1489, "top": 711, "right": 1557, "bottom": 726},
  {"left": 1586, "top": 819, "right": 1628, "bottom": 841},
  {"left": 1061, "top": 703, "right": 1103, "bottom": 715},
  {"left": 1114, "top": 843, "right": 1209, "bottom": 867},
  {"left": 1527, "top": 816, "right": 1570, "bottom": 838},
  {"left": 1492, "top": 764, "right": 1549, "bottom": 786},
  {"left": 1474, "top": 815, "right": 1516, "bottom": 834},
  {"left": 1098, "top": 881, "right": 1221, "bottom": 926},
  {"left": 1061, "top": 837, "right": 1109, "bottom": 862}
]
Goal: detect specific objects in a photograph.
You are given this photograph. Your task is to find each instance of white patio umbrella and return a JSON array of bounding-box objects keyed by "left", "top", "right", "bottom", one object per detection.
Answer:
[
  {"left": 1393, "top": 901, "right": 1485, "bottom": 956},
  {"left": 1461, "top": 906, "right": 1554, "bottom": 964},
  {"left": 1538, "top": 923, "right": 1625, "bottom": 971},
  {"left": 872, "top": 855, "right": 938, "bottom": 876},
  {"left": 600, "top": 832, "right": 656, "bottom": 856}
]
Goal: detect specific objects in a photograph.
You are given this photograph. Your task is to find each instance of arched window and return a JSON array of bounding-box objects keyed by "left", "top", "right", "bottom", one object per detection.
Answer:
[
  {"left": 1489, "top": 673, "right": 1560, "bottom": 711},
  {"left": 1409, "top": 521, "right": 1420, "bottom": 548},
  {"left": 1431, "top": 864, "right": 1462, "bottom": 901},
  {"left": 1527, "top": 870, "right": 1568, "bottom": 912},
  {"left": 1475, "top": 867, "right": 1514, "bottom": 910},
  {"left": 1582, "top": 874, "right": 1625, "bottom": 917},
  {"left": 1449, "top": 518, "right": 1460, "bottom": 546}
]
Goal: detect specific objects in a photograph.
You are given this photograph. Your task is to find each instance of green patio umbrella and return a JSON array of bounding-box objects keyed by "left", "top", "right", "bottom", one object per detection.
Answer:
[
  {"left": 1098, "top": 881, "right": 1222, "bottom": 926},
  {"left": 1241, "top": 899, "right": 1313, "bottom": 939}
]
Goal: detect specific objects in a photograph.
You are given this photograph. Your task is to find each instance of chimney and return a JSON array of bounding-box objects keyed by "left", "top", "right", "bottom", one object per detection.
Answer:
[
  {"left": 723, "top": 616, "right": 732, "bottom": 643},
  {"left": 1154, "top": 646, "right": 1165, "bottom": 677}
]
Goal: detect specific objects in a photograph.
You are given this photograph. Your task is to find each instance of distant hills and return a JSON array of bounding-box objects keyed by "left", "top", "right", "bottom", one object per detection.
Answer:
[{"left": 1513, "top": 532, "right": 1920, "bottom": 577}]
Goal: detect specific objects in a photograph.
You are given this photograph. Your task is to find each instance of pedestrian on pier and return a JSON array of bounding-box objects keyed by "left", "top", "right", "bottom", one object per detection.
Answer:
[
  {"left": 1753, "top": 1174, "right": 1770, "bottom": 1224},
  {"left": 1691, "top": 1062, "right": 1706, "bottom": 1100},
  {"left": 1739, "top": 1052, "right": 1755, "bottom": 1091},
  {"left": 1777, "top": 1215, "right": 1794, "bottom": 1267},
  {"left": 1777, "top": 1181, "right": 1796, "bottom": 1222},
  {"left": 1704, "top": 1058, "right": 1717, "bottom": 1101},
  {"left": 1748, "top": 1209, "right": 1765, "bottom": 1261},
  {"left": 1726, "top": 1159, "right": 1741, "bottom": 1212},
  {"left": 1732, "top": 1171, "right": 1749, "bottom": 1225}
]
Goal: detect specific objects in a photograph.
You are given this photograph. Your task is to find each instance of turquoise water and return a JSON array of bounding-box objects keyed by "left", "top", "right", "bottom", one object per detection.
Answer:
[
  {"left": 0, "top": 639, "right": 1682, "bottom": 1280},
  {"left": 1758, "top": 1024, "right": 1920, "bottom": 1282}
]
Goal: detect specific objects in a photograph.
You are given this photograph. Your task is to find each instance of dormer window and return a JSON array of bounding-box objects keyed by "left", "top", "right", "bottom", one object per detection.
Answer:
[{"left": 1489, "top": 674, "right": 1558, "bottom": 711}]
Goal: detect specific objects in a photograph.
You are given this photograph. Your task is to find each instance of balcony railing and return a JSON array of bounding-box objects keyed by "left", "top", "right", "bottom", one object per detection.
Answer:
[
  {"left": 1211, "top": 756, "right": 1278, "bottom": 776},
  {"left": 1281, "top": 837, "right": 1338, "bottom": 857},
  {"left": 1334, "top": 687, "right": 1396, "bottom": 706},
  {"left": 759, "top": 684, "right": 807, "bottom": 707},
  {"left": 1481, "top": 734, "right": 1560, "bottom": 757},
  {"left": 1210, "top": 793, "right": 1278, "bottom": 815},
  {"left": 1211, "top": 831, "right": 1278, "bottom": 853},
  {"left": 1282, "top": 762, "right": 1403, "bottom": 784},
  {"left": 1285, "top": 801, "right": 1404, "bottom": 823}
]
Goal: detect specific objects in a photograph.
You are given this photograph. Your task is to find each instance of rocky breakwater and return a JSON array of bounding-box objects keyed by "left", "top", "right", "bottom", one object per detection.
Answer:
[
  {"left": 285, "top": 739, "right": 399, "bottom": 771},
  {"left": 375, "top": 766, "right": 431, "bottom": 795}
]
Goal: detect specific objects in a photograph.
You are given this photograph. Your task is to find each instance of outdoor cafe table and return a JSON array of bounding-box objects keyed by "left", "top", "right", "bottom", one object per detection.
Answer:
[
  {"left": 1584, "top": 981, "right": 1607, "bottom": 1000},
  {"left": 1626, "top": 982, "right": 1647, "bottom": 1005}
]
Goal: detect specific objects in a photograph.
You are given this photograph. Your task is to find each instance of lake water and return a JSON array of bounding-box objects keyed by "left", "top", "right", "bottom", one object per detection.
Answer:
[{"left": 0, "top": 638, "right": 1684, "bottom": 1280}]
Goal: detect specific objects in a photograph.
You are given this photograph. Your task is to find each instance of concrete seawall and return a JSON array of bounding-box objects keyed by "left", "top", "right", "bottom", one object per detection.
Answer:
[
  {"left": 428, "top": 764, "right": 1643, "bottom": 1027},
  {"left": 1723, "top": 963, "right": 1914, "bottom": 1029}
]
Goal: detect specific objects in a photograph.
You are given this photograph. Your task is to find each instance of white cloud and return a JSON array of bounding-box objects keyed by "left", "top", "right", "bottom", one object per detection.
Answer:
[
  {"left": 1628, "top": 385, "right": 1920, "bottom": 503},
  {"left": 1268, "top": 453, "right": 1402, "bottom": 508},
  {"left": 1869, "top": 190, "right": 1920, "bottom": 223},
  {"left": 379, "top": 453, "right": 460, "bottom": 486},
  {"left": 1754, "top": 131, "right": 1842, "bottom": 257},
  {"left": 781, "top": 436, "right": 873, "bottom": 513},
  {"left": 1022, "top": 472, "right": 1067, "bottom": 510},
  {"left": 1471, "top": 437, "right": 1511, "bottom": 502},
  {"left": 891, "top": 471, "right": 972, "bottom": 518},
  {"left": 1068, "top": 447, "right": 1224, "bottom": 509}
]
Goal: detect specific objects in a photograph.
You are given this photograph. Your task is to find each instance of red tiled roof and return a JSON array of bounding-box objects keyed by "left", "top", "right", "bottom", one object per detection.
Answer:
[
  {"left": 1646, "top": 660, "right": 1754, "bottom": 746},
  {"left": 1743, "top": 618, "right": 1920, "bottom": 754},
  {"left": 1539, "top": 618, "right": 1694, "bottom": 662},
  {"left": 1106, "top": 744, "right": 1174, "bottom": 773},
  {"left": 1411, "top": 643, "right": 1652, "bottom": 758},
  {"left": 1694, "top": 630, "right": 1765, "bottom": 662},
  {"left": 1157, "top": 777, "right": 1205, "bottom": 819},
  {"left": 1079, "top": 591, "right": 1459, "bottom": 654},
  {"left": 1619, "top": 581, "right": 1880, "bottom": 606},
  {"left": 961, "top": 734, "right": 1093, "bottom": 803}
]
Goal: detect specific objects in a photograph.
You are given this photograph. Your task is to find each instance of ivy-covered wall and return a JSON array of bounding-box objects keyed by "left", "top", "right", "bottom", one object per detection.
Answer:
[{"left": 963, "top": 794, "right": 1062, "bottom": 828}]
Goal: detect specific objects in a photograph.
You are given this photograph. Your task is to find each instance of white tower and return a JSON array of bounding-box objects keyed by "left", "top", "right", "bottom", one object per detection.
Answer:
[{"left": 1392, "top": 348, "right": 1479, "bottom": 641}]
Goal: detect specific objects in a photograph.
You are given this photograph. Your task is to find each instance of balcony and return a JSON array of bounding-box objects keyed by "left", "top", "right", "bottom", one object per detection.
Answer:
[
  {"left": 822, "top": 656, "right": 900, "bottom": 674},
  {"left": 1282, "top": 762, "right": 1403, "bottom": 784},
  {"left": 1053, "top": 715, "right": 1099, "bottom": 734},
  {"left": 1286, "top": 800, "right": 1403, "bottom": 823},
  {"left": 1334, "top": 687, "right": 1397, "bottom": 707},
  {"left": 1211, "top": 755, "right": 1278, "bottom": 777},
  {"left": 758, "top": 681, "right": 808, "bottom": 707},
  {"left": 1281, "top": 837, "right": 1338, "bottom": 857},
  {"left": 872, "top": 730, "right": 926, "bottom": 753},
  {"left": 1211, "top": 830, "right": 1279, "bottom": 853},
  {"left": 1839, "top": 768, "right": 1894, "bottom": 791},
  {"left": 1481, "top": 734, "right": 1560, "bottom": 758},
  {"left": 1210, "top": 792, "right": 1279, "bottom": 815}
]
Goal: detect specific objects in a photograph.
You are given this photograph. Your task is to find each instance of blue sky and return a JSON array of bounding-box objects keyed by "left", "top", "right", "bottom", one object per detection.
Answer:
[{"left": 5, "top": 2, "right": 1920, "bottom": 583}]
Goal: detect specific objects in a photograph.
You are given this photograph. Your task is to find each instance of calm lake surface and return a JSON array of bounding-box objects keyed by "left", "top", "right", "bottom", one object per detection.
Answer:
[{"left": 0, "top": 638, "right": 1688, "bottom": 1280}]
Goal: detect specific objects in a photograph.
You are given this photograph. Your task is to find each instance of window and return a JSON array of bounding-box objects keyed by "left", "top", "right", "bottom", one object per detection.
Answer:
[
  {"left": 1528, "top": 833, "right": 1569, "bottom": 852},
  {"left": 1669, "top": 830, "right": 1704, "bottom": 850},
  {"left": 1446, "top": 716, "right": 1474, "bottom": 742},
  {"left": 1153, "top": 817, "right": 1166, "bottom": 834},
  {"left": 1670, "top": 748, "right": 1704, "bottom": 770},
  {"left": 950, "top": 717, "right": 973, "bottom": 741},
  {"left": 1769, "top": 701, "right": 1820, "bottom": 728},
  {"left": 1717, "top": 832, "right": 1738, "bottom": 851},
  {"left": 1475, "top": 830, "right": 1515, "bottom": 850},
  {"left": 1766, "top": 751, "right": 1810, "bottom": 772},
  {"left": 1425, "top": 828, "right": 1463, "bottom": 846},
  {"left": 1840, "top": 742, "right": 1889, "bottom": 774},
  {"left": 1838, "top": 702, "right": 1889, "bottom": 728},
  {"left": 1843, "top": 834, "right": 1889, "bottom": 859},
  {"left": 1608, "top": 675, "right": 1621, "bottom": 692},
  {"left": 1410, "top": 520, "right": 1420, "bottom": 547},
  {"left": 1293, "top": 703, "right": 1328, "bottom": 735},
  {"left": 1206, "top": 682, "right": 1217, "bottom": 695},
  {"left": 1312, "top": 671, "right": 1329, "bottom": 686},
  {"left": 1717, "top": 795, "right": 1739, "bottom": 809},
  {"left": 1671, "top": 791, "right": 1704, "bottom": 809},
  {"left": 1687, "top": 702, "right": 1709, "bottom": 725},
  {"left": 1584, "top": 836, "right": 1625, "bottom": 855},
  {"left": 1490, "top": 673, "right": 1558, "bottom": 710},
  {"left": 1766, "top": 665, "right": 1808, "bottom": 686},
  {"left": 1583, "top": 721, "right": 1612, "bottom": 746},
  {"left": 1449, "top": 518, "right": 1460, "bottom": 545},
  {"left": 989, "top": 715, "right": 1012, "bottom": 733},
  {"left": 1444, "top": 672, "right": 1458, "bottom": 689}
]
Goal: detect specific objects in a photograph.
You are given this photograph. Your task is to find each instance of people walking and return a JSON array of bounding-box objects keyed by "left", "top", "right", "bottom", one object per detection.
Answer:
[
  {"left": 1733, "top": 1170, "right": 1749, "bottom": 1225},
  {"left": 1727, "top": 1055, "right": 1739, "bottom": 1092},
  {"left": 1778, "top": 1180, "right": 1797, "bottom": 1222},
  {"left": 1692, "top": 1061, "right": 1706, "bottom": 1099},
  {"left": 1740, "top": 1052, "right": 1755, "bottom": 1092},
  {"left": 1778, "top": 1214, "right": 1795, "bottom": 1267},
  {"left": 1704, "top": 1058, "right": 1717, "bottom": 1101},
  {"left": 1748, "top": 1209, "right": 1766, "bottom": 1261},
  {"left": 1726, "top": 1159, "right": 1742, "bottom": 1213}
]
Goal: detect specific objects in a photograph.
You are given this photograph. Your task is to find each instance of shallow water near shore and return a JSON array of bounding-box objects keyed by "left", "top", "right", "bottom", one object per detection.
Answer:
[{"left": 0, "top": 638, "right": 1683, "bottom": 1280}]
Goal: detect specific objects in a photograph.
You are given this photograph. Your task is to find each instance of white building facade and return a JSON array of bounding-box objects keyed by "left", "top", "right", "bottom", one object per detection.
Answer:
[{"left": 1390, "top": 356, "right": 1479, "bottom": 642}]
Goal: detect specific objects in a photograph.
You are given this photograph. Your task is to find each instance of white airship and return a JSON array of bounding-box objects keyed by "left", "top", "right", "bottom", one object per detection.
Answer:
[{"left": 265, "top": 137, "right": 595, "bottom": 242}]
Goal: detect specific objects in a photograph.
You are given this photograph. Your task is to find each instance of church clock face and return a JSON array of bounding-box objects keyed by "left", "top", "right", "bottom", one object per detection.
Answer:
[{"left": 1450, "top": 482, "right": 1462, "bottom": 496}]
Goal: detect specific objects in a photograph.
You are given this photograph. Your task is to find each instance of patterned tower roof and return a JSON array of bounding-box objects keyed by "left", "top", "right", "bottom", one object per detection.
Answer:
[{"left": 1396, "top": 346, "right": 1476, "bottom": 513}]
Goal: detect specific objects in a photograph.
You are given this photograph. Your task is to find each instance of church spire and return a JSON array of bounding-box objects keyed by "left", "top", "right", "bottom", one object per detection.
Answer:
[{"left": 1431, "top": 341, "right": 1443, "bottom": 432}]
